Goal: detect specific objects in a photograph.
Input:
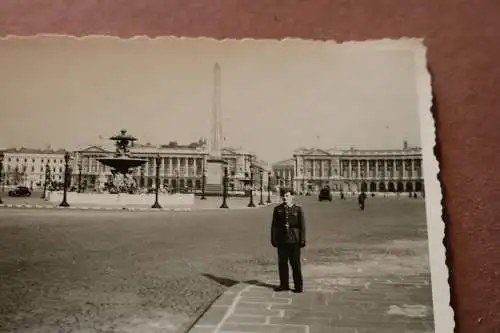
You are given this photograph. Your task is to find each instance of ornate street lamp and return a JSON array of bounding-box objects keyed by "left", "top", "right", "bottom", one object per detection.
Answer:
[
  {"left": 0, "top": 152, "right": 4, "bottom": 205},
  {"left": 220, "top": 166, "right": 229, "bottom": 209},
  {"left": 258, "top": 169, "right": 265, "bottom": 205},
  {"left": 174, "top": 170, "right": 180, "bottom": 193},
  {"left": 41, "top": 161, "right": 51, "bottom": 199},
  {"left": 140, "top": 166, "right": 145, "bottom": 190},
  {"left": 266, "top": 171, "right": 272, "bottom": 204},
  {"left": 59, "top": 152, "right": 71, "bottom": 207},
  {"left": 21, "top": 164, "right": 27, "bottom": 187},
  {"left": 247, "top": 168, "right": 255, "bottom": 207},
  {"left": 77, "top": 159, "right": 82, "bottom": 193},
  {"left": 152, "top": 154, "right": 162, "bottom": 209},
  {"left": 200, "top": 166, "right": 207, "bottom": 200},
  {"left": 301, "top": 168, "right": 305, "bottom": 194}
]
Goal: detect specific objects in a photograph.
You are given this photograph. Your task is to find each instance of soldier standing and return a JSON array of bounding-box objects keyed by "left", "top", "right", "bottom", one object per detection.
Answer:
[
  {"left": 358, "top": 191, "right": 367, "bottom": 210},
  {"left": 271, "top": 189, "right": 306, "bottom": 293}
]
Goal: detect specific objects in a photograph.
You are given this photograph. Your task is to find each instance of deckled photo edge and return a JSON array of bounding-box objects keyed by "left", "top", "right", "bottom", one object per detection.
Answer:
[
  {"left": 0, "top": 33, "right": 423, "bottom": 48},
  {"left": 414, "top": 40, "right": 455, "bottom": 332}
]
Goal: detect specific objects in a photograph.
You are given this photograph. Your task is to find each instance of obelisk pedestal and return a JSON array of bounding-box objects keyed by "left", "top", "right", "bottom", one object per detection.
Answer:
[
  {"left": 205, "top": 158, "right": 226, "bottom": 195},
  {"left": 204, "top": 62, "right": 227, "bottom": 196}
]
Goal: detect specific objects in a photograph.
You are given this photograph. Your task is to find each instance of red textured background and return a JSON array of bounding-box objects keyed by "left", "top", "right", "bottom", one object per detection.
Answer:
[{"left": 1, "top": 1, "right": 500, "bottom": 332}]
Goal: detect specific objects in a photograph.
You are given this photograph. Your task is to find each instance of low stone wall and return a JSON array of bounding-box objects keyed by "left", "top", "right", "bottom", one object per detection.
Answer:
[{"left": 46, "top": 191, "right": 195, "bottom": 207}]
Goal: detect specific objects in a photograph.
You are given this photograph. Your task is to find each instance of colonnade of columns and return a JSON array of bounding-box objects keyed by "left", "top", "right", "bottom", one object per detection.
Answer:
[
  {"left": 295, "top": 157, "right": 422, "bottom": 180},
  {"left": 287, "top": 155, "right": 424, "bottom": 194}
]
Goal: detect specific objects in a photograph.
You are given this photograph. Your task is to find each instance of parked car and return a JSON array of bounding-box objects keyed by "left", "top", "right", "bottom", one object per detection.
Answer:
[
  {"left": 318, "top": 187, "right": 332, "bottom": 202},
  {"left": 8, "top": 186, "right": 32, "bottom": 197}
]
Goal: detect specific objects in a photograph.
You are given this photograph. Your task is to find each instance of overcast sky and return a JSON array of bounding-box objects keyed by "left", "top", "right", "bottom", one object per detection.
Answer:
[{"left": 0, "top": 36, "right": 422, "bottom": 163}]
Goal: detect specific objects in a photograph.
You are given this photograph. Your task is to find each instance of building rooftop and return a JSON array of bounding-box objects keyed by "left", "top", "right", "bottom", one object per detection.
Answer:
[
  {"left": 294, "top": 144, "right": 422, "bottom": 156},
  {"left": 272, "top": 158, "right": 295, "bottom": 167},
  {"left": 1, "top": 147, "right": 68, "bottom": 154}
]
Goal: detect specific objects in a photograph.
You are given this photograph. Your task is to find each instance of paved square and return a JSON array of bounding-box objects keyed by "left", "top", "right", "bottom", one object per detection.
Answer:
[{"left": 0, "top": 196, "right": 434, "bottom": 332}]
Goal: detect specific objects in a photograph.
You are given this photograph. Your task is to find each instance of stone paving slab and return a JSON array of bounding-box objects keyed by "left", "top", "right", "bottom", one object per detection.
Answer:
[{"left": 190, "top": 276, "right": 435, "bottom": 333}]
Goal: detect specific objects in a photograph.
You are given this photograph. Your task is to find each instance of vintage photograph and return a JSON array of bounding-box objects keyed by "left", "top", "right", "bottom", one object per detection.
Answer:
[{"left": 0, "top": 36, "right": 450, "bottom": 333}]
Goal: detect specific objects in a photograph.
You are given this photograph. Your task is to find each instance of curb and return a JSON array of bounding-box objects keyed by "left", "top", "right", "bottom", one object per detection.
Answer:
[
  {"left": 195, "top": 203, "right": 275, "bottom": 211},
  {"left": 0, "top": 204, "right": 192, "bottom": 212},
  {"left": 187, "top": 283, "right": 249, "bottom": 332},
  {"left": 0, "top": 203, "right": 274, "bottom": 212}
]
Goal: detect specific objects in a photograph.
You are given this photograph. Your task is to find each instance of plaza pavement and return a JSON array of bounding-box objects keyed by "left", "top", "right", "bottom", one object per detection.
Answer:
[
  {"left": 190, "top": 268, "right": 433, "bottom": 333},
  {"left": 189, "top": 196, "right": 434, "bottom": 333},
  {"left": 0, "top": 196, "right": 433, "bottom": 333}
]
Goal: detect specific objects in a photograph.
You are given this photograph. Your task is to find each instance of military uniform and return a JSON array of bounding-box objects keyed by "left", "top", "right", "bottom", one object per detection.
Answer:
[
  {"left": 271, "top": 202, "right": 306, "bottom": 292},
  {"left": 358, "top": 192, "right": 367, "bottom": 210}
]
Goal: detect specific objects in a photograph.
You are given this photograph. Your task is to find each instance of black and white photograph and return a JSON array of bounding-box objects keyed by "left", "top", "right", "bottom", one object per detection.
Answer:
[{"left": 0, "top": 36, "right": 451, "bottom": 333}]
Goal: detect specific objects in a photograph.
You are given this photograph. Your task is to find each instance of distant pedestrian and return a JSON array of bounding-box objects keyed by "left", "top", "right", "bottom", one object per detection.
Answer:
[
  {"left": 271, "top": 188, "right": 306, "bottom": 293},
  {"left": 358, "top": 192, "right": 367, "bottom": 210},
  {"left": 340, "top": 191, "right": 345, "bottom": 200}
]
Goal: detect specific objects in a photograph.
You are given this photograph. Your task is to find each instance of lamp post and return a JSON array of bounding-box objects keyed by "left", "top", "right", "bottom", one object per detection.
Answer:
[
  {"left": 200, "top": 167, "right": 207, "bottom": 200},
  {"left": 301, "top": 168, "right": 305, "bottom": 195},
  {"left": 77, "top": 160, "right": 82, "bottom": 193},
  {"left": 0, "top": 152, "right": 4, "bottom": 205},
  {"left": 258, "top": 170, "right": 265, "bottom": 205},
  {"left": 21, "top": 164, "right": 27, "bottom": 187},
  {"left": 174, "top": 170, "right": 179, "bottom": 193},
  {"left": 140, "top": 166, "right": 145, "bottom": 191},
  {"left": 266, "top": 171, "right": 272, "bottom": 204},
  {"left": 41, "top": 161, "right": 51, "bottom": 199},
  {"left": 220, "top": 166, "right": 229, "bottom": 208},
  {"left": 59, "top": 152, "right": 71, "bottom": 207},
  {"left": 247, "top": 168, "right": 255, "bottom": 207},
  {"left": 152, "top": 154, "right": 162, "bottom": 209}
]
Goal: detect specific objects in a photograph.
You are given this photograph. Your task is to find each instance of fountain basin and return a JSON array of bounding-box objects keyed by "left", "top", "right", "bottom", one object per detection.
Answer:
[
  {"left": 46, "top": 192, "right": 195, "bottom": 208},
  {"left": 96, "top": 157, "right": 148, "bottom": 175}
]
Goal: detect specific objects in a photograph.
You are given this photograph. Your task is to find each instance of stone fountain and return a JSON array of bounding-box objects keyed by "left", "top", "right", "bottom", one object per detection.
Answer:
[
  {"left": 45, "top": 129, "right": 195, "bottom": 208},
  {"left": 97, "top": 129, "right": 147, "bottom": 193}
]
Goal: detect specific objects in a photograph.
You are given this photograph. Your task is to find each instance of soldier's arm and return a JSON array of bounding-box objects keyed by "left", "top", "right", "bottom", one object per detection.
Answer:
[
  {"left": 271, "top": 207, "right": 278, "bottom": 247},
  {"left": 299, "top": 206, "right": 306, "bottom": 244}
]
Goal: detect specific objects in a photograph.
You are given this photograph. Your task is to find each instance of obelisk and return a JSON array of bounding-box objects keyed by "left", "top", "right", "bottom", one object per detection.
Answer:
[{"left": 205, "top": 62, "right": 227, "bottom": 195}]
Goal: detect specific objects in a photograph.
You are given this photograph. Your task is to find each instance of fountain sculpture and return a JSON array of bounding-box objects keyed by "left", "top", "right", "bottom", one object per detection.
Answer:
[
  {"left": 97, "top": 129, "right": 147, "bottom": 193},
  {"left": 45, "top": 128, "right": 195, "bottom": 208}
]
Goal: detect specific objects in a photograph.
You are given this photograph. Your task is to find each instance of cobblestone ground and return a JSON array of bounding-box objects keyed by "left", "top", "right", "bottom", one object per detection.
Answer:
[{"left": 0, "top": 196, "right": 433, "bottom": 332}]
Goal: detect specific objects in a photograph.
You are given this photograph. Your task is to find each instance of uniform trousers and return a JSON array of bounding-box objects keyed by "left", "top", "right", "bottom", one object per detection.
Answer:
[{"left": 277, "top": 243, "right": 303, "bottom": 288}]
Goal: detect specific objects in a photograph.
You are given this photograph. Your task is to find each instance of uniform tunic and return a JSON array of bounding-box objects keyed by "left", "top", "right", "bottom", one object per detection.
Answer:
[{"left": 271, "top": 203, "right": 306, "bottom": 289}]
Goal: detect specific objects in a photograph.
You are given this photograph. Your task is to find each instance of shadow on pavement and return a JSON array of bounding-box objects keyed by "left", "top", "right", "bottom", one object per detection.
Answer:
[
  {"left": 242, "top": 279, "right": 275, "bottom": 289},
  {"left": 202, "top": 273, "right": 276, "bottom": 290},
  {"left": 202, "top": 273, "right": 239, "bottom": 287}
]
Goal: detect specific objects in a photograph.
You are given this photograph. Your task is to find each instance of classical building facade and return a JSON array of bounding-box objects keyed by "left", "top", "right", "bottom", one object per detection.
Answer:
[
  {"left": 0, "top": 148, "right": 68, "bottom": 188},
  {"left": 277, "top": 141, "right": 424, "bottom": 194},
  {"left": 272, "top": 158, "right": 295, "bottom": 189},
  {"left": 73, "top": 141, "right": 269, "bottom": 192}
]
